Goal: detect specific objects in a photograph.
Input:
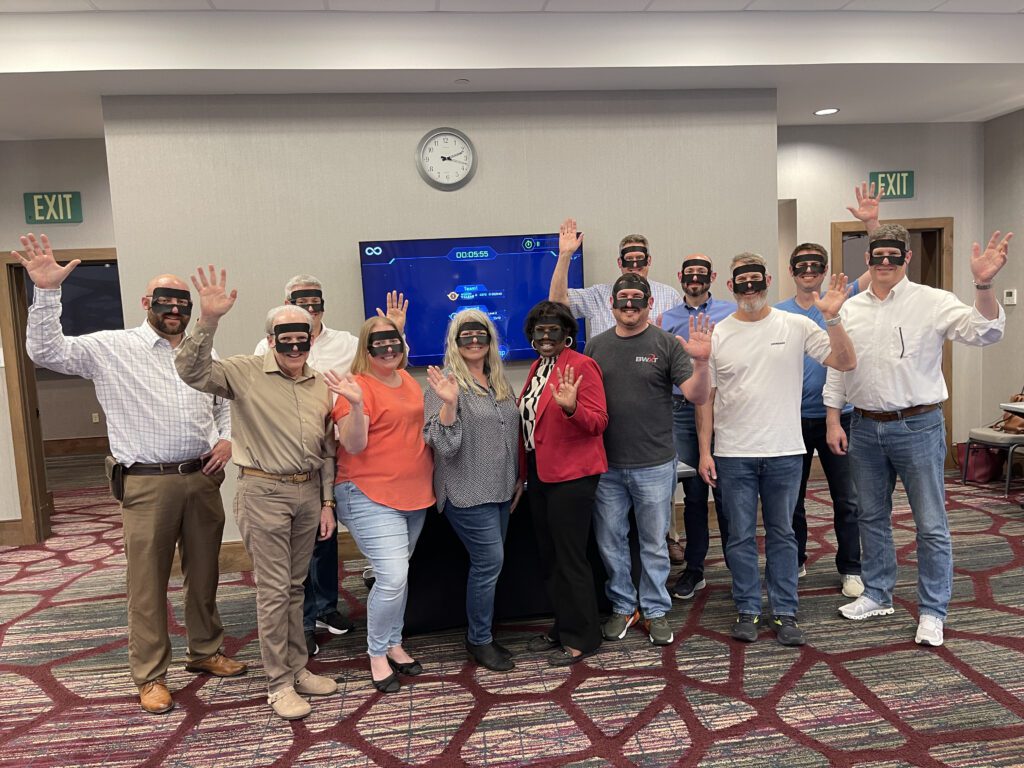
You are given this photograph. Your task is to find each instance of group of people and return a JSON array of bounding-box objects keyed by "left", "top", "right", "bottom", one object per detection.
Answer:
[{"left": 13, "top": 181, "right": 1011, "bottom": 720}]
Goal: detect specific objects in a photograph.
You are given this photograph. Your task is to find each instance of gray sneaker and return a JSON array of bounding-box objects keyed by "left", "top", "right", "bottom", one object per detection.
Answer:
[
  {"left": 644, "top": 616, "right": 674, "bottom": 646},
  {"left": 602, "top": 610, "right": 640, "bottom": 641}
]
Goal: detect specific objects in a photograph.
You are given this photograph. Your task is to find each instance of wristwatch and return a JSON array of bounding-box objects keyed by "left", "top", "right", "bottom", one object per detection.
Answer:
[{"left": 321, "top": 499, "right": 336, "bottom": 509}]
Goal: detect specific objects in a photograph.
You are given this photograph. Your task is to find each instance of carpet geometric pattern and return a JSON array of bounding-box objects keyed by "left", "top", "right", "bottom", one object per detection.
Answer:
[{"left": 1, "top": 478, "right": 1023, "bottom": 767}]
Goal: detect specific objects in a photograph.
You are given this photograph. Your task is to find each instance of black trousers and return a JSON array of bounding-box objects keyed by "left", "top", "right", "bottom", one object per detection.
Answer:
[
  {"left": 527, "top": 454, "right": 602, "bottom": 654},
  {"left": 794, "top": 413, "right": 862, "bottom": 575}
]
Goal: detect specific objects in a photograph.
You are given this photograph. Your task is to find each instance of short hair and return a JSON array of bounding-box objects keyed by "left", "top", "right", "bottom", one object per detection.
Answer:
[
  {"left": 523, "top": 301, "right": 579, "bottom": 348},
  {"left": 618, "top": 234, "right": 649, "bottom": 253},
  {"left": 350, "top": 316, "right": 407, "bottom": 375},
  {"left": 871, "top": 223, "right": 910, "bottom": 250},
  {"left": 284, "top": 274, "right": 323, "bottom": 299},
  {"left": 730, "top": 251, "right": 767, "bottom": 271},
  {"left": 264, "top": 305, "right": 313, "bottom": 335},
  {"left": 442, "top": 309, "right": 513, "bottom": 401},
  {"left": 790, "top": 242, "right": 828, "bottom": 262},
  {"left": 612, "top": 273, "right": 651, "bottom": 297}
]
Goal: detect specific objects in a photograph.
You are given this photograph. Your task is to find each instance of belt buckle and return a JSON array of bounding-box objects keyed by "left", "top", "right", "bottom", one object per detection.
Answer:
[
  {"left": 177, "top": 461, "right": 192, "bottom": 475},
  {"left": 290, "top": 473, "right": 304, "bottom": 484}
]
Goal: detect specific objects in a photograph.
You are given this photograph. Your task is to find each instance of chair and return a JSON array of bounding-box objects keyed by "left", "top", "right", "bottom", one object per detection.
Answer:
[{"left": 961, "top": 427, "right": 1024, "bottom": 498}]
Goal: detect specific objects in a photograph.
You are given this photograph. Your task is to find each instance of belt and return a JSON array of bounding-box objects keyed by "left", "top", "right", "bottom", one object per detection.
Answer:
[
  {"left": 239, "top": 467, "right": 313, "bottom": 484},
  {"left": 854, "top": 404, "right": 940, "bottom": 422},
  {"left": 124, "top": 458, "right": 205, "bottom": 476}
]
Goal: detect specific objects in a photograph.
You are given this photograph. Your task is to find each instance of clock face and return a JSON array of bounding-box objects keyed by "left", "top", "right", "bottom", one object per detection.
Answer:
[{"left": 416, "top": 128, "right": 477, "bottom": 190}]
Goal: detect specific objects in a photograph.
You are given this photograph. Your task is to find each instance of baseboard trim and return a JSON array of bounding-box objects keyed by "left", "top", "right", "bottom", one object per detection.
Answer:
[
  {"left": 0, "top": 519, "right": 26, "bottom": 546},
  {"left": 44, "top": 436, "right": 110, "bottom": 457}
]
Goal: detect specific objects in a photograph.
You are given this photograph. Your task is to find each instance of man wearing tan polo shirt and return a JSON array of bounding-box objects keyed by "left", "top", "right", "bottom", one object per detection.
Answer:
[{"left": 175, "top": 266, "right": 339, "bottom": 721}]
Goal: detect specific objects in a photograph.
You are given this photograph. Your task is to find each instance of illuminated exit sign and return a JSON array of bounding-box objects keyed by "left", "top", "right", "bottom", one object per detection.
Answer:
[
  {"left": 869, "top": 171, "right": 914, "bottom": 200},
  {"left": 23, "top": 192, "right": 83, "bottom": 224}
]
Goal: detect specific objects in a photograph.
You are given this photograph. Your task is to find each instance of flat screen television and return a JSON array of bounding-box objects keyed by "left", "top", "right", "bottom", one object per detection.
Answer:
[
  {"left": 25, "top": 261, "right": 124, "bottom": 337},
  {"left": 359, "top": 233, "right": 585, "bottom": 367}
]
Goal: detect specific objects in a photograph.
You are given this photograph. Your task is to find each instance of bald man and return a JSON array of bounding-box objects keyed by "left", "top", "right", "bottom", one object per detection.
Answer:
[{"left": 18, "top": 233, "right": 245, "bottom": 716}]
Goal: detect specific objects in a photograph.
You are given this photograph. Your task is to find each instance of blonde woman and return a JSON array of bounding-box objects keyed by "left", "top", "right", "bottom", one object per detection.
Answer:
[
  {"left": 423, "top": 310, "right": 521, "bottom": 672},
  {"left": 325, "top": 317, "right": 434, "bottom": 694}
]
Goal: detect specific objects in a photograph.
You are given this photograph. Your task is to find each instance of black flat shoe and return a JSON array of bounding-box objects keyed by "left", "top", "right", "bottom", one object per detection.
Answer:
[
  {"left": 371, "top": 671, "right": 400, "bottom": 693},
  {"left": 387, "top": 656, "right": 423, "bottom": 676},
  {"left": 491, "top": 639, "right": 513, "bottom": 660},
  {"left": 526, "top": 634, "right": 560, "bottom": 653},
  {"left": 547, "top": 647, "right": 596, "bottom": 667},
  {"left": 465, "top": 639, "right": 515, "bottom": 672}
]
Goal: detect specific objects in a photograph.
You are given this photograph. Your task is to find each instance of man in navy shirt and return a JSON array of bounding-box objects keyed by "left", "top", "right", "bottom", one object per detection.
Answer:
[
  {"left": 775, "top": 243, "right": 863, "bottom": 598},
  {"left": 660, "top": 254, "right": 736, "bottom": 600}
]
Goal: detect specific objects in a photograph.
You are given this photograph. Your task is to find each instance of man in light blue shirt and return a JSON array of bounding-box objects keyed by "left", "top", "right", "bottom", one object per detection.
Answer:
[{"left": 660, "top": 254, "right": 736, "bottom": 600}]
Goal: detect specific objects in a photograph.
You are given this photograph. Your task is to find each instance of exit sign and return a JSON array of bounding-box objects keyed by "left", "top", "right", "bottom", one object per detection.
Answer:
[
  {"left": 869, "top": 171, "right": 915, "bottom": 200},
  {"left": 23, "top": 192, "right": 83, "bottom": 224}
]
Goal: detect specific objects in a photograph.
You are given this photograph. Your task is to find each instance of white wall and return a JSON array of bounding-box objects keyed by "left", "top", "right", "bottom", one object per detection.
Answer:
[
  {"left": 102, "top": 90, "right": 779, "bottom": 541},
  {"left": 778, "top": 123, "right": 987, "bottom": 441}
]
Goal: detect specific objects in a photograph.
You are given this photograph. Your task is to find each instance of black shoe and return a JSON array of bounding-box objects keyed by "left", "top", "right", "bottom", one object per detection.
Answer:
[
  {"left": 731, "top": 613, "right": 760, "bottom": 643},
  {"left": 387, "top": 656, "right": 423, "bottom": 676},
  {"left": 671, "top": 570, "right": 707, "bottom": 600},
  {"left": 362, "top": 567, "right": 376, "bottom": 591},
  {"left": 770, "top": 614, "right": 806, "bottom": 647},
  {"left": 547, "top": 647, "right": 597, "bottom": 667},
  {"left": 305, "top": 630, "right": 319, "bottom": 658},
  {"left": 315, "top": 610, "right": 354, "bottom": 636},
  {"left": 526, "top": 634, "right": 560, "bottom": 653},
  {"left": 371, "top": 671, "right": 400, "bottom": 694},
  {"left": 466, "top": 639, "right": 515, "bottom": 672},
  {"left": 491, "top": 639, "right": 513, "bottom": 660}
]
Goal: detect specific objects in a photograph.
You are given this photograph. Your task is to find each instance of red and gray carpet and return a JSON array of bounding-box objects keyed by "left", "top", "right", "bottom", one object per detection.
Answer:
[{"left": 1, "top": 479, "right": 1023, "bottom": 767}]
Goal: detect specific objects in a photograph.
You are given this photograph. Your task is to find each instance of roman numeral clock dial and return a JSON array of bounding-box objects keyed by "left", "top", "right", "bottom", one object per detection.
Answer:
[{"left": 416, "top": 127, "right": 477, "bottom": 191}]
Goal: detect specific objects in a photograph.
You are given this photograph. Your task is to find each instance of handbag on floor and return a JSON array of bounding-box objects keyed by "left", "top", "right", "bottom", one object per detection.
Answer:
[{"left": 954, "top": 442, "right": 1005, "bottom": 484}]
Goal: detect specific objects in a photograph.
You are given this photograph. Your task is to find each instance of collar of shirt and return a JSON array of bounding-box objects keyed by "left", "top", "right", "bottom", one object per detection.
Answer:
[
  {"left": 135, "top": 318, "right": 174, "bottom": 349},
  {"left": 683, "top": 293, "right": 716, "bottom": 313},
  {"left": 865, "top": 275, "right": 912, "bottom": 304},
  {"left": 262, "top": 349, "right": 315, "bottom": 381}
]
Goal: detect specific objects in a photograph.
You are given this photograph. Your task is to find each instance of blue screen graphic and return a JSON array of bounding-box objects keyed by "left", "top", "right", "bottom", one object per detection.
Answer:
[{"left": 359, "top": 233, "right": 585, "bottom": 367}]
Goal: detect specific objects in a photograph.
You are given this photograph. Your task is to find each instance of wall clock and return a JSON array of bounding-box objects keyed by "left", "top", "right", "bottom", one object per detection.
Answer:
[{"left": 416, "top": 127, "right": 477, "bottom": 191}]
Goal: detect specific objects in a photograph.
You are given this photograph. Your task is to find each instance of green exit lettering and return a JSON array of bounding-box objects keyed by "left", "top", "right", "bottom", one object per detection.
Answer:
[
  {"left": 868, "top": 171, "right": 915, "bottom": 200},
  {"left": 23, "top": 192, "right": 83, "bottom": 224}
]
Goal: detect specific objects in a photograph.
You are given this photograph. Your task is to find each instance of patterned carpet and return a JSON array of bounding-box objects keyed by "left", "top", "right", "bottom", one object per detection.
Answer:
[{"left": 1, "top": 478, "right": 1023, "bottom": 767}]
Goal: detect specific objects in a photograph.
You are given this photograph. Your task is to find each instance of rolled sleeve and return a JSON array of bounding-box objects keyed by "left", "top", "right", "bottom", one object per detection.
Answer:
[{"left": 823, "top": 366, "right": 847, "bottom": 410}]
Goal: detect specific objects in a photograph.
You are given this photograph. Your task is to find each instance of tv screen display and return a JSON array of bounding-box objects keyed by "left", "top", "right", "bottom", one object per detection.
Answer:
[
  {"left": 25, "top": 261, "right": 124, "bottom": 337},
  {"left": 359, "top": 233, "right": 585, "bottom": 367}
]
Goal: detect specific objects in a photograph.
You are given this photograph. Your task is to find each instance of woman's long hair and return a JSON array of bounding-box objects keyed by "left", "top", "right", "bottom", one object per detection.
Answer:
[{"left": 442, "top": 309, "right": 513, "bottom": 401}]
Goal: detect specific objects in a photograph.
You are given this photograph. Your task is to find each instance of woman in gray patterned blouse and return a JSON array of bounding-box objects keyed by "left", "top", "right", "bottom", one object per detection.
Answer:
[{"left": 423, "top": 310, "right": 522, "bottom": 672}]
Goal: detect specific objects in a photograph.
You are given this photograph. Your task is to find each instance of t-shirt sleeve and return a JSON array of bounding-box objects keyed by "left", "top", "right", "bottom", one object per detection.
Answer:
[
  {"left": 802, "top": 316, "right": 832, "bottom": 364},
  {"left": 667, "top": 332, "right": 693, "bottom": 386}
]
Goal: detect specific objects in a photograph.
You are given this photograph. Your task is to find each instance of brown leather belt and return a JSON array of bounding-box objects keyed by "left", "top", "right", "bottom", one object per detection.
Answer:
[
  {"left": 854, "top": 404, "right": 940, "bottom": 422},
  {"left": 124, "top": 459, "right": 204, "bottom": 476},
  {"left": 239, "top": 467, "right": 313, "bottom": 484}
]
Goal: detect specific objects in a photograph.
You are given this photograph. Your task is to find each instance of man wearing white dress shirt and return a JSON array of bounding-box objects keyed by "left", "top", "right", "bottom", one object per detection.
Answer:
[
  {"left": 17, "top": 232, "right": 245, "bottom": 716},
  {"left": 825, "top": 223, "right": 1011, "bottom": 647}
]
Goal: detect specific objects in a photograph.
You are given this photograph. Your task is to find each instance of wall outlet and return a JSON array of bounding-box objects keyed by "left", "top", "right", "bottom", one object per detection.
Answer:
[
  {"left": 1004, "top": 288, "right": 1018, "bottom": 307},
  {"left": 91, "top": 412, "right": 100, "bottom": 423}
]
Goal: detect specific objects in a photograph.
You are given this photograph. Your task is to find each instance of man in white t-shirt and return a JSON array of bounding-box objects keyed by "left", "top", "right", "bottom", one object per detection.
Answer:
[{"left": 698, "top": 252, "right": 855, "bottom": 646}]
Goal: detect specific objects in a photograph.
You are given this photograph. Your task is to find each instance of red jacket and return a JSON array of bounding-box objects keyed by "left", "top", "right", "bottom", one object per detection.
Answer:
[{"left": 518, "top": 347, "right": 608, "bottom": 484}]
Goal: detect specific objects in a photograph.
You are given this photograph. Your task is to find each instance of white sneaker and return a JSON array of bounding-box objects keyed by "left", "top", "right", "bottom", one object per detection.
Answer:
[
  {"left": 797, "top": 565, "right": 807, "bottom": 578},
  {"left": 841, "top": 574, "right": 865, "bottom": 598},
  {"left": 915, "top": 615, "right": 944, "bottom": 647},
  {"left": 838, "top": 595, "right": 895, "bottom": 621}
]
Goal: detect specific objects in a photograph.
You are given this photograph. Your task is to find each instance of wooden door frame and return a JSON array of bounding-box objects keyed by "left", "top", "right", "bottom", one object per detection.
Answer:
[
  {"left": 0, "top": 247, "right": 118, "bottom": 545},
  {"left": 830, "top": 217, "right": 955, "bottom": 465}
]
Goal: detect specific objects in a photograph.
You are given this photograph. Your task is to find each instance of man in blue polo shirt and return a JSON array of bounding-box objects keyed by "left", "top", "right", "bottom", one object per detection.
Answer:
[
  {"left": 775, "top": 243, "right": 863, "bottom": 598},
  {"left": 660, "top": 254, "right": 736, "bottom": 600}
]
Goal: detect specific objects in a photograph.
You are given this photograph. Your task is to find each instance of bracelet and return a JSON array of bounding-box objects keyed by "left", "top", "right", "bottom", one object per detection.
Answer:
[
  {"left": 321, "top": 500, "right": 336, "bottom": 508},
  {"left": 824, "top": 315, "right": 842, "bottom": 327},
  {"left": 974, "top": 283, "right": 993, "bottom": 290}
]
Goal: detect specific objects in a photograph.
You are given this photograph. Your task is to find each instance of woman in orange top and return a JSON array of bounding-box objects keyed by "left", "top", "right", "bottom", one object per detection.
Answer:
[{"left": 325, "top": 317, "right": 434, "bottom": 694}]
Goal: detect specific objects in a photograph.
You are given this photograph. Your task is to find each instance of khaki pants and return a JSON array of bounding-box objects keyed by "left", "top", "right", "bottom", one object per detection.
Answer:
[
  {"left": 235, "top": 474, "right": 320, "bottom": 694},
  {"left": 121, "top": 469, "right": 226, "bottom": 686}
]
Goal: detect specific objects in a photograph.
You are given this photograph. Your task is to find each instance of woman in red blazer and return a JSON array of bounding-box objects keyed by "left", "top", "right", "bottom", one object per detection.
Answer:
[{"left": 518, "top": 300, "right": 608, "bottom": 666}]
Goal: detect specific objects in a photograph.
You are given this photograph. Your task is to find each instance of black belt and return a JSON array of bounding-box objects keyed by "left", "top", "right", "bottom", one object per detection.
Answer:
[
  {"left": 124, "top": 458, "right": 205, "bottom": 476},
  {"left": 854, "top": 404, "right": 940, "bottom": 422}
]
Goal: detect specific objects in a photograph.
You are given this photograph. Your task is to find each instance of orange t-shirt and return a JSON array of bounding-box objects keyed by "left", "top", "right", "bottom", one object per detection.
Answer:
[{"left": 333, "top": 370, "right": 435, "bottom": 512}]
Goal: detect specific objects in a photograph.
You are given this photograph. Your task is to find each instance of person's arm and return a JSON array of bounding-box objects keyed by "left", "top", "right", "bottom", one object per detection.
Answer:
[
  {"left": 200, "top": 391, "right": 233, "bottom": 476},
  {"left": 422, "top": 368, "right": 463, "bottom": 458},
  {"left": 175, "top": 266, "right": 241, "bottom": 398},
  {"left": 814, "top": 274, "right": 856, "bottom": 371},
  {"left": 550, "top": 357, "right": 608, "bottom": 436},
  {"left": 676, "top": 314, "right": 713, "bottom": 406},
  {"left": 317, "top": 394, "right": 338, "bottom": 540},
  {"left": 549, "top": 217, "right": 582, "bottom": 306},
  {"left": 325, "top": 371, "right": 369, "bottom": 454},
  {"left": 969, "top": 230, "right": 1012, "bottom": 321},
  {"left": 696, "top": 390, "right": 717, "bottom": 487},
  {"left": 846, "top": 181, "right": 882, "bottom": 294},
  {"left": 825, "top": 406, "right": 848, "bottom": 456}
]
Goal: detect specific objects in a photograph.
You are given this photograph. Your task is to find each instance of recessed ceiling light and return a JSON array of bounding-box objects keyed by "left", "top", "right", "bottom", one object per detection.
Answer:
[
  {"left": 814, "top": 107, "right": 840, "bottom": 116},
  {"left": 454, "top": 78, "right": 471, "bottom": 85}
]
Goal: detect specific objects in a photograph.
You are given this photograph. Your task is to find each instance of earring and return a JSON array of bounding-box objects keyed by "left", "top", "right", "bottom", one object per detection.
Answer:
[
  {"left": 564, "top": 336, "right": 574, "bottom": 347},
  {"left": 531, "top": 340, "right": 538, "bottom": 351}
]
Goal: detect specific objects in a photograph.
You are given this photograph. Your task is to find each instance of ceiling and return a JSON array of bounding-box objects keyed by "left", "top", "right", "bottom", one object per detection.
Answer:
[{"left": 2, "top": 5, "right": 1024, "bottom": 140}]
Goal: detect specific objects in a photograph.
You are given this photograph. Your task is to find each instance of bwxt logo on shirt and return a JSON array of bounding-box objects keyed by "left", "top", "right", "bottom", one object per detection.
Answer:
[{"left": 635, "top": 354, "right": 659, "bottom": 364}]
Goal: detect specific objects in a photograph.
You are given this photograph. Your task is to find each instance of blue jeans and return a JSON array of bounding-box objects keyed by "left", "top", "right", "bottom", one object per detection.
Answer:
[
  {"left": 718, "top": 455, "right": 802, "bottom": 617},
  {"left": 335, "top": 482, "right": 427, "bottom": 657},
  {"left": 302, "top": 528, "right": 339, "bottom": 631},
  {"left": 594, "top": 459, "right": 677, "bottom": 619},
  {"left": 847, "top": 408, "right": 950, "bottom": 620},
  {"left": 672, "top": 398, "right": 729, "bottom": 574},
  {"left": 443, "top": 499, "right": 510, "bottom": 646}
]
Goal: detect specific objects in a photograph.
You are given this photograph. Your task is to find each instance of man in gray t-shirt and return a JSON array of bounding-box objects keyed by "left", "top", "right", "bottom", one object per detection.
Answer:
[{"left": 585, "top": 274, "right": 712, "bottom": 647}]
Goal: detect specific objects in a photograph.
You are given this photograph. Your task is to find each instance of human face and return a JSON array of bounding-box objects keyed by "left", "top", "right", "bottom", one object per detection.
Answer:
[
  {"left": 270, "top": 323, "right": 311, "bottom": 379},
  {"left": 611, "top": 288, "right": 651, "bottom": 330},
  {"left": 729, "top": 267, "right": 771, "bottom": 315},
  {"left": 456, "top": 325, "right": 490, "bottom": 366},
  {"left": 618, "top": 243, "right": 651, "bottom": 279},
  {"left": 367, "top": 321, "right": 404, "bottom": 375},
  {"left": 866, "top": 246, "right": 910, "bottom": 293},
  {"left": 143, "top": 280, "right": 192, "bottom": 338},
  {"left": 288, "top": 284, "right": 324, "bottom": 335},
  {"left": 679, "top": 259, "right": 713, "bottom": 299},
  {"left": 791, "top": 251, "right": 827, "bottom": 294},
  {"left": 532, "top": 322, "right": 567, "bottom": 359}
]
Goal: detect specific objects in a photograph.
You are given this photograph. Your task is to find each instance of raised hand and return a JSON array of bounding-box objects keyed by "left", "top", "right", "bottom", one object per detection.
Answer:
[
  {"left": 324, "top": 369, "right": 364, "bottom": 406},
  {"left": 549, "top": 364, "right": 583, "bottom": 414},
  {"left": 190, "top": 265, "right": 237, "bottom": 321},
  {"left": 12, "top": 233, "right": 80, "bottom": 290},
  {"left": 846, "top": 181, "right": 882, "bottom": 225},
  {"left": 559, "top": 218, "right": 583, "bottom": 257},
  {"left": 376, "top": 290, "right": 408, "bottom": 333},
  {"left": 813, "top": 273, "right": 850, "bottom": 319},
  {"left": 426, "top": 365, "right": 459, "bottom": 406},
  {"left": 971, "top": 230, "right": 1013, "bottom": 284},
  {"left": 678, "top": 313, "right": 713, "bottom": 362}
]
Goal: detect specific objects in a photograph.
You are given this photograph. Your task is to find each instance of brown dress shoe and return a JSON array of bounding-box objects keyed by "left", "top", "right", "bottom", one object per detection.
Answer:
[
  {"left": 138, "top": 679, "right": 173, "bottom": 714},
  {"left": 667, "top": 537, "right": 686, "bottom": 566},
  {"left": 185, "top": 652, "right": 247, "bottom": 678}
]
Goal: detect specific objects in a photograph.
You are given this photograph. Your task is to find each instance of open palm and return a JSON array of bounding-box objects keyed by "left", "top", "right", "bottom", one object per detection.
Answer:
[{"left": 12, "top": 233, "right": 80, "bottom": 290}]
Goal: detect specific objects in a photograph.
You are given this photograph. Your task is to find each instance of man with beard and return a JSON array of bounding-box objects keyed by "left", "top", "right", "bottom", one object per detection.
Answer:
[
  {"left": 585, "top": 274, "right": 711, "bottom": 647},
  {"left": 699, "top": 253, "right": 854, "bottom": 646},
  {"left": 18, "top": 233, "right": 245, "bottom": 716},
  {"left": 659, "top": 254, "right": 736, "bottom": 600}
]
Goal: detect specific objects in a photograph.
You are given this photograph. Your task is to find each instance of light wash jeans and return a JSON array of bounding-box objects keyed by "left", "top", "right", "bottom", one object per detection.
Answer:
[
  {"left": 847, "top": 408, "right": 951, "bottom": 619},
  {"left": 717, "top": 455, "right": 803, "bottom": 617},
  {"left": 335, "top": 482, "right": 427, "bottom": 657},
  {"left": 593, "top": 459, "right": 677, "bottom": 619},
  {"left": 443, "top": 500, "right": 510, "bottom": 646}
]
